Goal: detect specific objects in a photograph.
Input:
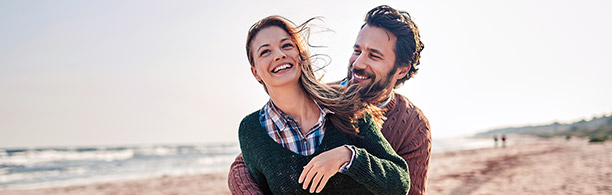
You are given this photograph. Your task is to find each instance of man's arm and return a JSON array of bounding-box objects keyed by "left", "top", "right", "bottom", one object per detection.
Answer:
[
  {"left": 396, "top": 124, "right": 431, "bottom": 195},
  {"left": 227, "top": 153, "right": 264, "bottom": 195},
  {"left": 381, "top": 94, "right": 432, "bottom": 195}
]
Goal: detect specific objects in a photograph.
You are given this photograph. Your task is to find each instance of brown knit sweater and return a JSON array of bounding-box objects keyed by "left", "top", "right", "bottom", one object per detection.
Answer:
[{"left": 228, "top": 92, "right": 431, "bottom": 195}]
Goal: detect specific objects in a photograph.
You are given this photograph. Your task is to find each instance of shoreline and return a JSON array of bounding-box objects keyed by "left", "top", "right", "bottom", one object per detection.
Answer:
[{"left": 3, "top": 136, "right": 611, "bottom": 194}]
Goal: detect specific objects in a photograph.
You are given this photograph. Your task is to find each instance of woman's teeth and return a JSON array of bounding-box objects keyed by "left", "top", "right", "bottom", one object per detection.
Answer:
[{"left": 272, "top": 64, "right": 292, "bottom": 73}]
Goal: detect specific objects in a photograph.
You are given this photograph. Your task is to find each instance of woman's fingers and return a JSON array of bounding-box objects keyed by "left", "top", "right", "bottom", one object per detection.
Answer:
[
  {"left": 301, "top": 164, "right": 318, "bottom": 189},
  {"left": 298, "top": 162, "right": 313, "bottom": 184},
  {"left": 309, "top": 171, "right": 324, "bottom": 193},
  {"left": 315, "top": 174, "right": 331, "bottom": 193},
  {"left": 300, "top": 151, "right": 346, "bottom": 193}
]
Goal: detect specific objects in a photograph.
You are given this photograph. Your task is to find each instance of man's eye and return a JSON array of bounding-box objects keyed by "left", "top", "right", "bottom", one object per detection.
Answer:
[
  {"left": 370, "top": 54, "right": 381, "bottom": 59},
  {"left": 260, "top": 50, "right": 270, "bottom": 56},
  {"left": 353, "top": 50, "right": 361, "bottom": 55}
]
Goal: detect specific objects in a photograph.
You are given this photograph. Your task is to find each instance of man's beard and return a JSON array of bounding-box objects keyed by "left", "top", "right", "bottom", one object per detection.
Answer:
[{"left": 348, "top": 67, "right": 396, "bottom": 104}]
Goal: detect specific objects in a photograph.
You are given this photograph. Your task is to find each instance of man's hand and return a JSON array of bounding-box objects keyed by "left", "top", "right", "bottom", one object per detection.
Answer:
[{"left": 298, "top": 146, "right": 352, "bottom": 193}]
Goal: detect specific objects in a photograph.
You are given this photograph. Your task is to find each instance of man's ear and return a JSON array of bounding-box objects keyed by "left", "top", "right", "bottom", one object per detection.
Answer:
[
  {"left": 251, "top": 66, "right": 263, "bottom": 84},
  {"left": 394, "top": 66, "right": 410, "bottom": 80}
]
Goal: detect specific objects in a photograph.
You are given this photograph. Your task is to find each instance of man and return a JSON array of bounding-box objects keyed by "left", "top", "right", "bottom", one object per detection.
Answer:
[{"left": 229, "top": 5, "right": 431, "bottom": 194}]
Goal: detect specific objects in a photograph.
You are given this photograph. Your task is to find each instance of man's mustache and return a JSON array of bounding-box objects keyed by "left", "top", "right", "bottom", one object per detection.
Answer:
[
  {"left": 351, "top": 68, "right": 376, "bottom": 80},
  {"left": 347, "top": 67, "right": 396, "bottom": 104}
]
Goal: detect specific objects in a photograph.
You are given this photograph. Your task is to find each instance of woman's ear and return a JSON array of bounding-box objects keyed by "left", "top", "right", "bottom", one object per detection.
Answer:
[{"left": 251, "top": 66, "right": 263, "bottom": 84}]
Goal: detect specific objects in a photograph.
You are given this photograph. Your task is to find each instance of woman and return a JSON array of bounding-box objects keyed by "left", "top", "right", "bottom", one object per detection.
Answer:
[{"left": 239, "top": 16, "right": 410, "bottom": 194}]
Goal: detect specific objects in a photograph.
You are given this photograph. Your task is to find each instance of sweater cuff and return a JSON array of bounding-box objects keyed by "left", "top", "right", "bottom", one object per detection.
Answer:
[{"left": 339, "top": 145, "right": 356, "bottom": 173}]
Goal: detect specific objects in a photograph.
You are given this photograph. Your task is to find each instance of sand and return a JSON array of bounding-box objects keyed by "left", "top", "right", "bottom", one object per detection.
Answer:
[
  {"left": 2, "top": 137, "right": 611, "bottom": 195},
  {"left": 0, "top": 173, "right": 230, "bottom": 195},
  {"left": 427, "top": 137, "right": 612, "bottom": 195}
]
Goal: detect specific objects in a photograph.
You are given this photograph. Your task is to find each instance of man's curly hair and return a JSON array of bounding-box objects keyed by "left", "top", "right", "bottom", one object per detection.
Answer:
[{"left": 363, "top": 5, "right": 425, "bottom": 88}]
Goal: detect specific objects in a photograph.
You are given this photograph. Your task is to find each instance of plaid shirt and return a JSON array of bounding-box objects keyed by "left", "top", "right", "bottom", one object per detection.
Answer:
[{"left": 259, "top": 99, "right": 333, "bottom": 156}]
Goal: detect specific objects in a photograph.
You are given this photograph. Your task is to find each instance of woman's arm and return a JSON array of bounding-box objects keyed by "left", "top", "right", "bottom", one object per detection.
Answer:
[
  {"left": 299, "top": 146, "right": 353, "bottom": 193},
  {"left": 344, "top": 114, "right": 411, "bottom": 194},
  {"left": 300, "top": 115, "right": 410, "bottom": 194}
]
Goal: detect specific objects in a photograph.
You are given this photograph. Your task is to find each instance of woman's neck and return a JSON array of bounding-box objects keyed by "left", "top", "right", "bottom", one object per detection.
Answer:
[{"left": 268, "top": 84, "right": 319, "bottom": 133}]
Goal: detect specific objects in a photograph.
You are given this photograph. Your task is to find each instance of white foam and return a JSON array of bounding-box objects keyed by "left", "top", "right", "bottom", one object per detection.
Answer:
[
  {"left": 195, "top": 155, "right": 235, "bottom": 166},
  {"left": 0, "top": 143, "right": 241, "bottom": 190},
  {"left": 0, "top": 149, "right": 134, "bottom": 166}
]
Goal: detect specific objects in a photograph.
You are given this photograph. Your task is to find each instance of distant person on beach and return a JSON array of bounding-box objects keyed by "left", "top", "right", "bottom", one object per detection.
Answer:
[
  {"left": 230, "top": 5, "right": 431, "bottom": 194},
  {"left": 501, "top": 134, "right": 507, "bottom": 147},
  {"left": 235, "top": 15, "right": 410, "bottom": 194},
  {"left": 493, "top": 134, "right": 498, "bottom": 147}
]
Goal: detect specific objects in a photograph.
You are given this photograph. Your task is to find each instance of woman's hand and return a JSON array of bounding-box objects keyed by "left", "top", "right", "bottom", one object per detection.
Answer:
[{"left": 298, "top": 146, "right": 351, "bottom": 193}]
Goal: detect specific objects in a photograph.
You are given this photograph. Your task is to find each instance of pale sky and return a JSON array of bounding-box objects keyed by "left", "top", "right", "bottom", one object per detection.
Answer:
[{"left": 1, "top": 0, "right": 611, "bottom": 148}]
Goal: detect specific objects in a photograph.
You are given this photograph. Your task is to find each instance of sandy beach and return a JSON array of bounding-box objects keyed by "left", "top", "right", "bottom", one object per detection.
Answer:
[
  {"left": 3, "top": 137, "right": 611, "bottom": 195},
  {"left": 427, "top": 137, "right": 612, "bottom": 195}
]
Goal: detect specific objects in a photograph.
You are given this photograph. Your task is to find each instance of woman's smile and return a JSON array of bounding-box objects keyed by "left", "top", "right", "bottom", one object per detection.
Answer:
[{"left": 271, "top": 63, "right": 294, "bottom": 73}]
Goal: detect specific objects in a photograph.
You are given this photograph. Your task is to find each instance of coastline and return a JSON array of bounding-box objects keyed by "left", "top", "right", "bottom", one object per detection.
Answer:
[{"left": 3, "top": 136, "right": 611, "bottom": 195}]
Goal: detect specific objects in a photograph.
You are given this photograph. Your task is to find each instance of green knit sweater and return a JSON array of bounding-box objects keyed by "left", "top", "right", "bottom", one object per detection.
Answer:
[{"left": 239, "top": 110, "right": 410, "bottom": 194}]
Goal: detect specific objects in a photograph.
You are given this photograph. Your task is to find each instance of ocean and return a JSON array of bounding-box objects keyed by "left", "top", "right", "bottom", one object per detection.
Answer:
[
  {"left": 0, "top": 137, "right": 495, "bottom": 190},
  {"left": 0, "top": 143, "right": 240, "bottom": 190}
]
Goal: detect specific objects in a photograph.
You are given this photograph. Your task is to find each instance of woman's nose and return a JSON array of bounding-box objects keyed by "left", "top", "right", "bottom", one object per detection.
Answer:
[{"left": 274, "top": 50, "right": 286, "bottom": 61}]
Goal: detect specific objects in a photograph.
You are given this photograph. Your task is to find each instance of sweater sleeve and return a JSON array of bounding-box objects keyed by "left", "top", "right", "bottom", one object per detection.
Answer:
[
  {"left": 396, "top": 121, "right": 431, "bottom": 195},
  {"left": 381, "top": 94, "right": 432, "bottom": 195},
  {"left": 227, "top": 153, "right": 264, "bottom": 195},
  {"left": 343, "top": 115, "right": 411, "bottom": 195}
]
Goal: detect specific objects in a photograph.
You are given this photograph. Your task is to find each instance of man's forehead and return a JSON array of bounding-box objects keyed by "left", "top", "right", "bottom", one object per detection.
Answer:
[{"left": 355, "top": 25, "right": 396, "bottom": 51}]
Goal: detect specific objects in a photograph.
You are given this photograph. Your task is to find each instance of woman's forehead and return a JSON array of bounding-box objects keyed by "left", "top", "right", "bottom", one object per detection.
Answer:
[{"left": 252, "top": 26, "right": 292, "bottom": 46}]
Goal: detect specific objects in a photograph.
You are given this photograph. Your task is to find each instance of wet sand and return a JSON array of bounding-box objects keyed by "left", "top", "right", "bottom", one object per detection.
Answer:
[{"left": 1, "top": 173, "right": 230, "bottom": 195}]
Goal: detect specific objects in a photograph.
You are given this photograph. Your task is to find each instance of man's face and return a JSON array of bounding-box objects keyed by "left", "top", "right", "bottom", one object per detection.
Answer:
[{"left": 348, "top": 24, "right": 399, "bottom": 94}]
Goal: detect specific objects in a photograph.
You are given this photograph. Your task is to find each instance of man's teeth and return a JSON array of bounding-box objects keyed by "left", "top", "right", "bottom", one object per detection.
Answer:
[
  {"left": 354, "top": 73, "right": 368, "bottom": 80},
  {"left": 273, "top": 64, "right": 292, "bottom": 73}
]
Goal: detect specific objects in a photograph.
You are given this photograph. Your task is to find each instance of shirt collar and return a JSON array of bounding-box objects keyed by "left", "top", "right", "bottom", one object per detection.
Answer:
[
  {"left": 264, "top": 99, "right": 332, "bottom": 132},
  {"left": 378, "top": 92, "right": 394, "bottom": 108},
  {"left": 265, "top": 100, "right": 289, "bottom": 132}
]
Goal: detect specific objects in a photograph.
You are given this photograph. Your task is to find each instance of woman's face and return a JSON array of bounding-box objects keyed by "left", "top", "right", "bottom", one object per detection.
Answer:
[{"left": 250, "top": 26, "right": 301, "bottom": 91}]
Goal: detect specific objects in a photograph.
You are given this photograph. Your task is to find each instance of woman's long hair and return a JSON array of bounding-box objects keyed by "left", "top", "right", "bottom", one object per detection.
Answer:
[{"left": 246, "top": 16, "right": 384, "bottom": 135}]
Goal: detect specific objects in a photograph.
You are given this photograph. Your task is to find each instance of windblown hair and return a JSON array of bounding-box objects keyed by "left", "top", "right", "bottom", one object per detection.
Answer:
[
  {"left": 363, "top": 5, "right": 425, "bottom": 88},
  {"left": 246, "top": 16, "right": 384, "bottom": 135}
]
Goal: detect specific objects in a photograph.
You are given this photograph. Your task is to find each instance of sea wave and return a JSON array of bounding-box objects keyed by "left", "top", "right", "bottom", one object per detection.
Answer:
[
  {"left": 0, "top": 143, "right": 240, "bottom": 166},
  {"left": 0, "top": 149, "right": 135, "bottom": 166},
  {"left": 0, "top": 143, "right": 240, "bottom": 189}
]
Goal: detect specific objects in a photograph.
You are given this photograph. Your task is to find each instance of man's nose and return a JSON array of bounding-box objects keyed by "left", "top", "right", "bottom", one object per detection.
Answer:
[
  {"left": 274, "top": 49, "right": 287, "bottom": 61},
  {"left": 352, "top": 54, "right": 367, "bottom": 70}
]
